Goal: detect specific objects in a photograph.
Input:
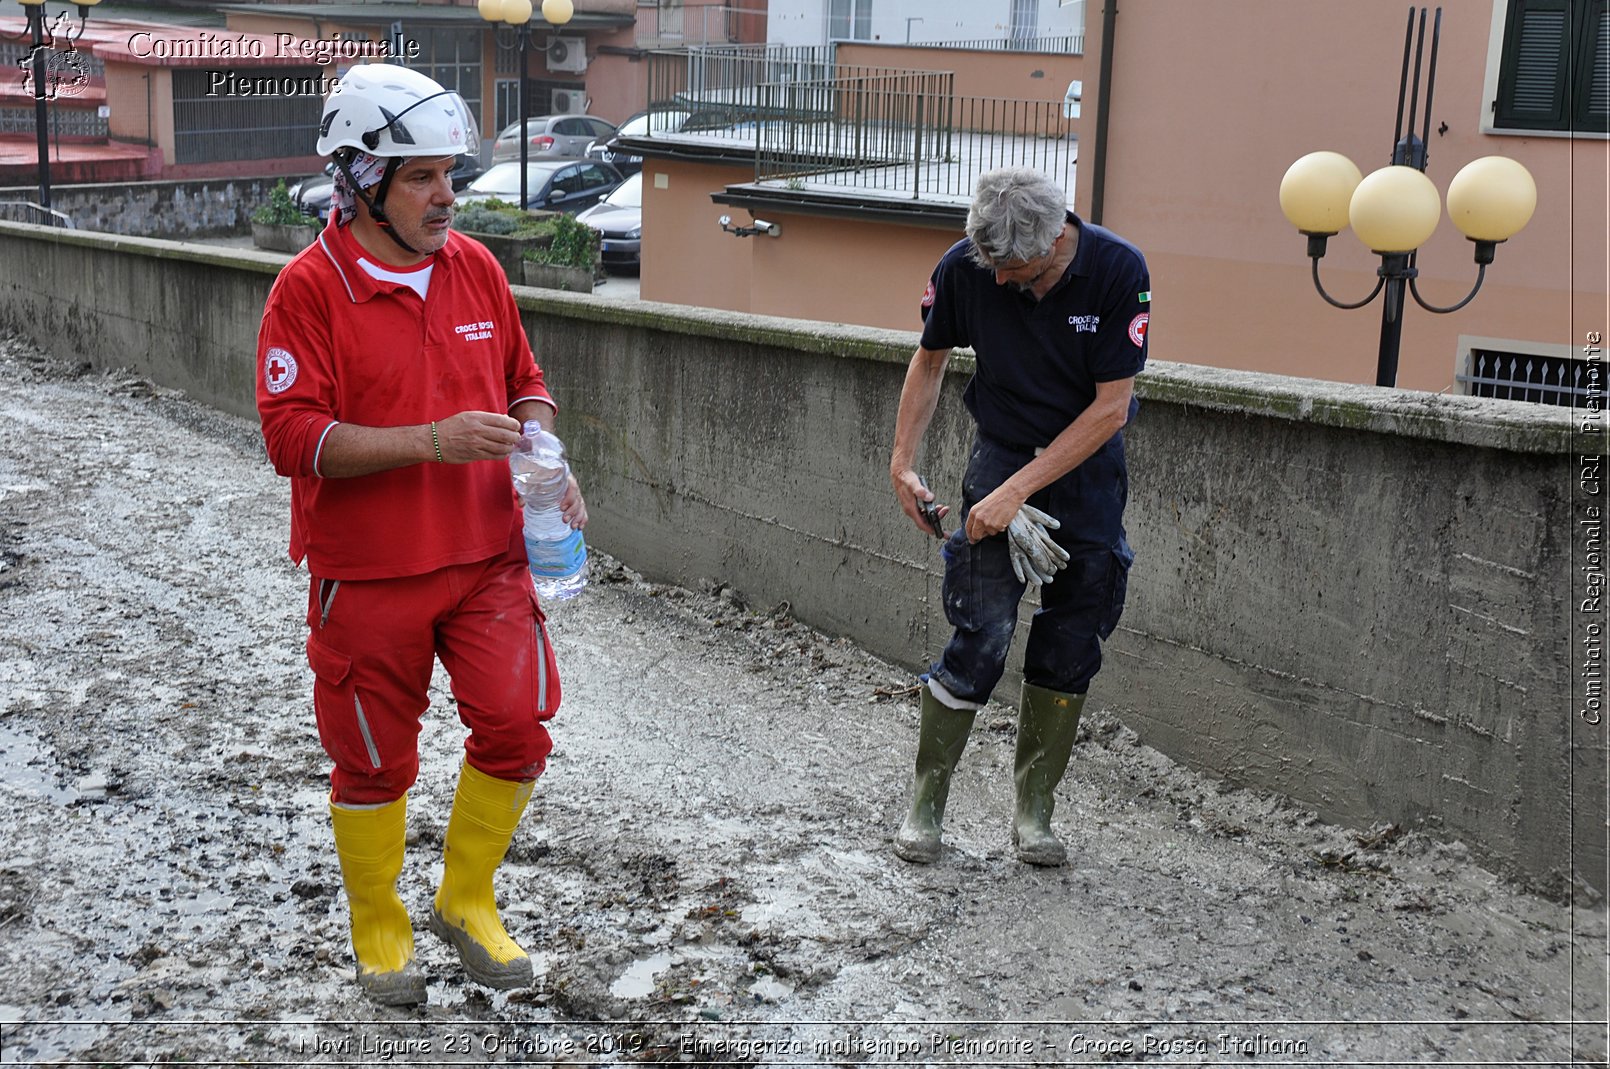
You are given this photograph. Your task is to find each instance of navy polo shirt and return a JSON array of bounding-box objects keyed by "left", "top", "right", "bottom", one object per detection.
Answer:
[{"left": 919, "top": 213, "right": 1150, "bottom": 449}]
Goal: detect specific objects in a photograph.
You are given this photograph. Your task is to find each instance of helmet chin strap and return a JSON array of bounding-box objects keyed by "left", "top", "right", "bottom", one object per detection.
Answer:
[{"left": 332, "top": 153, "right": 421, "bottom": 257}]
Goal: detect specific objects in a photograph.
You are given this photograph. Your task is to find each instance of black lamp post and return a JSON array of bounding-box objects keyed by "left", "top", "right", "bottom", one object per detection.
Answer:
[
  {"left": 17, "top": 0, "right": 99, "bottom": 215},
  {"left": 1279, "top": 7, "right": 1537, "bottom": 388},
  {"left": 479, "top": 0, "right": 574, "bottom": 210}
]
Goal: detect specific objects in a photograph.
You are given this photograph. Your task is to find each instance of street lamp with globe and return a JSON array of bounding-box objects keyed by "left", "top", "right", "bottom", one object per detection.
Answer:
[
  {"left": 477, "top": 0, "right": 575, "bottom": 210},
  {"left": 1277, "top": 7, "right": 1536, "bottom": 388}
]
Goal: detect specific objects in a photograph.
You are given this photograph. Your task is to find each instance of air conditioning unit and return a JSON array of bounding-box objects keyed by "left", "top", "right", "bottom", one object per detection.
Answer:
[
  {"left": 551, "top": 88, "right": 588, "bottom": 114},
  {"left": 546, "top": 36, "right": 588, "bottom": 74}
]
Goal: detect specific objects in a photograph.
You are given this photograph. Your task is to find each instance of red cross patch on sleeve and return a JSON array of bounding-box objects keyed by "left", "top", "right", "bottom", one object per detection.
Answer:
[
  {"left": 922, "top": 281, "right": 936, "bottom": 308},
  {"left": 1128, "top": 314, "right": 1148, "bottom": 348},
  {"left": 264, "top": 347, "right": 299, "bottom": 394}
]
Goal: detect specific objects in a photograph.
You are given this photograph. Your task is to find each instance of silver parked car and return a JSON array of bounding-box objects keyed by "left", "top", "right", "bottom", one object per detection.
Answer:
[
  {"left": 574, "top": 171, "right": 643, "bottom": 270},
  {"left": 491, "top": 114, "right": 618, "bottom": 163}
]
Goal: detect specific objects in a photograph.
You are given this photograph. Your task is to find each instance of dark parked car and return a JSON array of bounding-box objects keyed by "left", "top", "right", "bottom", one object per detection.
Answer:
[
  {"left": 574, "top": 171, "right": 642, "bottom": 270},
  {"left": 455, "top": 160, "right": 624, "bottom": 213},
  {"left": 287, "top": 156, "right": 484, "bottom": 218},
  {"left": 491, "top": 115, "right": 617, "bottom": 163},
  {"left": 583, "top": 109, "right": 692, "bottom": 177}
]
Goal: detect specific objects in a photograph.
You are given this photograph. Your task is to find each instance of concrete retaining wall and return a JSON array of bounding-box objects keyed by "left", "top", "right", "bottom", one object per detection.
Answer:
[
  {"left": 0, "top": 221, "right": 1600, "bottom": 898},
  {"left": 0, "top": 177, "right": 301, "bottom": 239}
]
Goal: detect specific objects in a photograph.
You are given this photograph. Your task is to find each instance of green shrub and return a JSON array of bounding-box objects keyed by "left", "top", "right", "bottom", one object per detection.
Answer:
[
  {"left": 252, "top": 180, "right": 318, "bottom": 227},
  {"left": 452, "top": 199, "right": 550, "bottom": 237},
  {"left": 521, "top": 213, "right": 599, "bottom": 271}
]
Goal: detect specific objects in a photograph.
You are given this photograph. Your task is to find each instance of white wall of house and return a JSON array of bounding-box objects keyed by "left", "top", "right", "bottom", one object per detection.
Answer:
[{"left": 766, "top": 0, "right": 1084, "bottom": 48}]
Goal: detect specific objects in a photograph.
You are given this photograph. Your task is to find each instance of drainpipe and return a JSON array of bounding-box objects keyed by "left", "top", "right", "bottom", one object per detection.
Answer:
[{"left": 1088, "top": 0, "right": 1117, "bottom": 225}]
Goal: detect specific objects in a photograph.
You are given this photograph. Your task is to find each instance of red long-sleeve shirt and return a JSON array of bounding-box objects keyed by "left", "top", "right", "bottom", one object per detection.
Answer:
[{"left": 256, "top": 223, "right": 554, "bottom": 579}]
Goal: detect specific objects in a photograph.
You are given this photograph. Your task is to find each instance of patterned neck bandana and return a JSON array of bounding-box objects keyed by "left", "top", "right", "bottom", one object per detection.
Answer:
[{"left": 330, "top": 151, "right": 391, "bottom": 228}]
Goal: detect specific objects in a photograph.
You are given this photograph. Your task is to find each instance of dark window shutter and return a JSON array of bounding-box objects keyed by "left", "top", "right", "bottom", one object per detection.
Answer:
[
  {"left": 1575, "top": 0, "right": 1610, "bottom": 130},
  {"left": 1496, "top": 0, "right": 1572, "bottom": 128}
]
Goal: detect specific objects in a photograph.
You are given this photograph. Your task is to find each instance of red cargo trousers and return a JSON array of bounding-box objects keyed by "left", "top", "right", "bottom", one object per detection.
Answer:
[{"left": 304, "top": 545, "right": 559, "bottom": 805}]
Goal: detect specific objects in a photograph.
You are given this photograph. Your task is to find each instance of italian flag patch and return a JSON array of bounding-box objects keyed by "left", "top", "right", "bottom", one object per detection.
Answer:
[{"left": 1138, "top": 291, "right": 1151, "bottom": 303}]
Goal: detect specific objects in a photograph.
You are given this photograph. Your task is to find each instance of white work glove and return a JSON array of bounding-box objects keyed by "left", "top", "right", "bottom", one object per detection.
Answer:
[{"left": 1007, "top": 504, "right": 1070, "bottom": 591}]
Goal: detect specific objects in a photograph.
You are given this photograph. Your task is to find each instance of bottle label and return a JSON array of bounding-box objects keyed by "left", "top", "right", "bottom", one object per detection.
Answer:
[{"left": 525, "top": 528, "right": 587, "bottom": 579}]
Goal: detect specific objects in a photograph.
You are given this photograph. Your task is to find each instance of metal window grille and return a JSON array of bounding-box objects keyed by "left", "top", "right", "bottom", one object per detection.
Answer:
[
  {"left": 171, "top": 68, "right": 324, "bottom": 164},
  {"left": 1456, "top": 348, "right": 1605, "bottom": 407}
]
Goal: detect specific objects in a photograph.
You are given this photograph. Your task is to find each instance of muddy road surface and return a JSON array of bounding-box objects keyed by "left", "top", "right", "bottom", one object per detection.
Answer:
[{"left": 0, "top": 336, "right": 1603, "bottom": 1066}]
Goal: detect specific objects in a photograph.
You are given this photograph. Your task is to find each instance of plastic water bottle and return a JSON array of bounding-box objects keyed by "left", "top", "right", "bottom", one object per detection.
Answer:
[{"left": 509, "top": 421, "right": 587, "bottom": 601}]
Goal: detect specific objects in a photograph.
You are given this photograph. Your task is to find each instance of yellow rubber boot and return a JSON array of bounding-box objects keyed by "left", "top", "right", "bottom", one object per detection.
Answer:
[
  {"left": 328, "top": 796, "right": 427, "bottom": 1006},
  {"left": 430, "top": 762, "right": 535, "bottom": 989},
  {"left": 1012, "top": 683, "right": 1086, "bottom": 866}
]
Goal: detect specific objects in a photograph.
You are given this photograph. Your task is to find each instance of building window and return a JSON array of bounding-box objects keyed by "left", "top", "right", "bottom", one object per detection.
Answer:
[
  {"left": 1457, "top": 345, "right": 1603, "bottom": 407},
  {"left": 828, "top": 0, "right": 872, "bottom": 41},
  {"left": 493, "top": 78, "right": 519, "bottom": 133},
  {"left": 411, "top": 26, "right": 484, "bottom": 135},
  {"left": 1010, "top": 0, "right": 1040, "bottom": 44},
  {"left": 1493, "top": 0, "right": 1609, "bottom": 132}
]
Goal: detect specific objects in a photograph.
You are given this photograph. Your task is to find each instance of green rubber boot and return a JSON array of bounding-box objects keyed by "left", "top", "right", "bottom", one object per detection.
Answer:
[
  {"left": 893, "top": 688, "right": 978, "bottom": 864},
  {"left": 1012, "top": 683, "right": 1086, "bottom": 866}
]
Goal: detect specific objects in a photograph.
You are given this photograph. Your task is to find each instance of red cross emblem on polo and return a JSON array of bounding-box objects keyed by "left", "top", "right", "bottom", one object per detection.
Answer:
[{"left": 264, "top": 347, "right": 299, "bottom": 394}]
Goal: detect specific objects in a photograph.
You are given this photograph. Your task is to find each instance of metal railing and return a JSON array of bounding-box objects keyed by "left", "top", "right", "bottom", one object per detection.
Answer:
[
  {"left": 0, "top": 40, "right": 106, "bottom": 79},
  {"left": 0, "top": 201, "right": 74, "bottom": 228},
  {"left": 643, "top": 44, "right": 1077, "bottom": 204},
  {"left": 647, "top": 44, "right": 836, "bottom": 119},
  {"left": 0, "top": 105, "right": 107, "bottom": 138},
  {"left": 754, "top": 78, "right": 1074, "bottom": 202},
  {"left": 1456, "top": 349, "right": 1602, "bottom": 407},
  {"left": 912, "top": 34, "right": 1084, "bottom": 55}
]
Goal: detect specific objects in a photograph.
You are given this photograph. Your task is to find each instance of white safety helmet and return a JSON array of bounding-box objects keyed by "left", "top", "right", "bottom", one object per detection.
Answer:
[{"left": 316, "top": 64, "right": 478, "bottom": 160}]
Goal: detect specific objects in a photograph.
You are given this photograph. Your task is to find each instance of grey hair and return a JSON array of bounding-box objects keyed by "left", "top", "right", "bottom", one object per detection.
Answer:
[{"left": 965, "top": 168, "right": 1068, "bottom": 268}]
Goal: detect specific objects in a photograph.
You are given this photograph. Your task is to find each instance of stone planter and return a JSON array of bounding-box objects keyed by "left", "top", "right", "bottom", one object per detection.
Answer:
[
  {"left": 456, "top": 211, "right": 562, "bottom": 281},
  {"left": 462, "top": 230, "right": 548, "bottom": 280},
  {"left": 251, "top": 221, "right": 318, "bottom": 253},
  {"left": 521, "top": 260, "right": 594, "bottom": 293}
]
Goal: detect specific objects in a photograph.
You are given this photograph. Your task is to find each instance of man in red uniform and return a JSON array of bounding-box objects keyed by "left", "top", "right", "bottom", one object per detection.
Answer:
[{"left": 256, "top": 65, "right": 586, "bottom": 1006}]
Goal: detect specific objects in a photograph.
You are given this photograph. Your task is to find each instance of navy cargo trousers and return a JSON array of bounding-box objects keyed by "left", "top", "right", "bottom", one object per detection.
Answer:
[{"left": 928, "top": 432, "right": 1134, "bottom": 706}]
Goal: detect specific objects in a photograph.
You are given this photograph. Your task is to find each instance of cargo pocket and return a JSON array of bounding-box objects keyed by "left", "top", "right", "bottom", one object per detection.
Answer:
[
  {"left": 527, "top": 588, "right": 562, "bottom": 719},
  {"left": 1098, "top": 537, "right": 1135, "bottom": 640},
  {"left": 940, "top": 527, "right": 984, "bottom": 631},
  {"left": 307, "top": 635, "right": 382, "bottom": 771}
]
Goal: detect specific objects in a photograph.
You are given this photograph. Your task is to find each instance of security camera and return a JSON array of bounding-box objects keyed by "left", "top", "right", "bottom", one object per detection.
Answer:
[{"left": 719, "top": 215, "right": 781, "bottom": 239}]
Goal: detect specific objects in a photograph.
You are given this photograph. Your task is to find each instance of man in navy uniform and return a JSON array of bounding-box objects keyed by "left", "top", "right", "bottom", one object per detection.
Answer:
[{"left": 888, "top": 167, "right": 1149, "bottom": 866}]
